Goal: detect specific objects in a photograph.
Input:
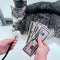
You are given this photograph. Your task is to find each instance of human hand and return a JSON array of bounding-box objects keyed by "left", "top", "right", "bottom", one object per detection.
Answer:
[
  {"left": 0, "top": 37, "right": 17, "bottom": 55},
  {"left": 34, "top": 36, "right": 50, "bottom": 60}
]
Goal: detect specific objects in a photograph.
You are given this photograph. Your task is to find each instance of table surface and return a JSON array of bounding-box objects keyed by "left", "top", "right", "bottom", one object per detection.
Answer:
[{"left": 0, "top": 25, "right": 60, "bottom": 60}]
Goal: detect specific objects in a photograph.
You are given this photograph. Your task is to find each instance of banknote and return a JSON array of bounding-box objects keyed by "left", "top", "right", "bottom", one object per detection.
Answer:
[
  {"left": 23, "top": 38, "right": 38, "bottom": 56},
  {"left": 26, "top": 21, "right": 38, "bottom": 43},
  {"left": 23, "top": 21, "right": 50, "bottom": 57},
  {"left": 26, "top": 21, "right": 49, "bottom": 43}
]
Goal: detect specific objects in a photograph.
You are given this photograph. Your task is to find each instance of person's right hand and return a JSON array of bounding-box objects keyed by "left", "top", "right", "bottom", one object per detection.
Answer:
[
  {"left": 34, "top": 36, "right": 50, "bottom": 60},
  {"left": 0, "top": 37, "right": 17, "bottom": 55}
]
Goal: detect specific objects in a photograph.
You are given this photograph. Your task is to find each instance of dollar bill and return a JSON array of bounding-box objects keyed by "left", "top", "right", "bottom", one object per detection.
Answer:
[
  {"left": 26, "top": 21, "right": 49, "bottom": 43},
  {"left": 23, "top": 38, "right": 38, "bottom": 56},
  {"left": 23, "top": 21, "right": 50, "bottom": 57},
  {"left": 26, "top": 21, "right": 38, "bottom": 43}
]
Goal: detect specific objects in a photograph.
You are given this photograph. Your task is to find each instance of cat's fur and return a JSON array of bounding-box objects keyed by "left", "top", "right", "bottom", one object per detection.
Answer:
[{"left": 11, "top": 1, "right": 60, "bottom": 38}]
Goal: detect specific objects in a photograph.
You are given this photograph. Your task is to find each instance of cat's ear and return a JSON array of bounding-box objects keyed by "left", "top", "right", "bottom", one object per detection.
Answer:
[
  {"left": 22, "top": 6, "right": 26, "bottom": 12},
  {"left": 10, "top": 5, "right": 15, "bottom": 11}
]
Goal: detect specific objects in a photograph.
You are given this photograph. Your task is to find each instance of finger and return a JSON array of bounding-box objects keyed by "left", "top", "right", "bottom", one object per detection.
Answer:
[
  {"left": 0, "top": 38, "right": 14, "bottom": 46},
  {"left": 13, "top": 40, "right": 18, "bottom": 44},
  {"left": 9, "top": 40, "right": 17, "bottom": 50},
  {"left": 38, "top": 36, "right": 43, "bottom": 47},
  {"left": 11, "top": 44, "right": 15, "bottom": 50},
  {"left": 9, "top": 40, "right": 16, "bottom": 49},
  {"left": 11, "top": 40, "right": 17, "bottom": 47},
  {"left": 10, "top": 46, "right": 14, "bottom": 50},
  {"left": 43, "top": 41, "right": 48, "bottom": 47},
  {"left": 43, "top": 42, "right": 50, "bottom": 51},
  {"left": 12, "top": 43, "right": 16, "bottom": 46},
  {"left": 5, "top": 37, "right": 17, "bottom": 45}
]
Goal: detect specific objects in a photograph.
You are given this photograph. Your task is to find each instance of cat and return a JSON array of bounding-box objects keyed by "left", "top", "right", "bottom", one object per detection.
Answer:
[{"left": 11, "top": 1, "right": 60, "bottom": 38}]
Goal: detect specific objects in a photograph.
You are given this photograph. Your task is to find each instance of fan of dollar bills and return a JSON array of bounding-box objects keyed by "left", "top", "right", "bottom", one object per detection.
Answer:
[{"left": 23, "top": 21, "right": 51, "bottom": 57}]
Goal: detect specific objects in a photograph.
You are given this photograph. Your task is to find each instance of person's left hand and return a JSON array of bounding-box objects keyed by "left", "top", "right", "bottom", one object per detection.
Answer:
[{"left": 0, "top": 37, "right": 17, "bottom": 55}]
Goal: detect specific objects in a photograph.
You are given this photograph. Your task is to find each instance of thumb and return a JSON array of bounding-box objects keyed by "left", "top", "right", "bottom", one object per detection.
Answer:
[
  {"left": 4, "top": 37, "right": 16, "bottom": 45},
  {"left": 43, "top": 41, "right": 48, "bottom": 47},
  {"left": 37, "top": 36, "right": 43, "bottom": 47}
]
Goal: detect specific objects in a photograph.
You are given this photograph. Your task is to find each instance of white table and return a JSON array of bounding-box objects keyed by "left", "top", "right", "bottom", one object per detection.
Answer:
[{"left": 0, "top": 25, "right": 60, "bottom": 60}]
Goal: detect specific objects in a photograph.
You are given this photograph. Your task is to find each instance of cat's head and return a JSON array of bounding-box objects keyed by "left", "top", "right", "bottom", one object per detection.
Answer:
[
  {"left": 11, "top": 6, "right": 25, "bottom": 22},
  {"left": 11, "top": 6, "right": 26, "bottom": 34}
]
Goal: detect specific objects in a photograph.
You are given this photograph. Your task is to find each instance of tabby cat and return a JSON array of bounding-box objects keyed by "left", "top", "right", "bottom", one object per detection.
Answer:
[{"left": 11, "top": 1, "right": 60, "bottom": 38}]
